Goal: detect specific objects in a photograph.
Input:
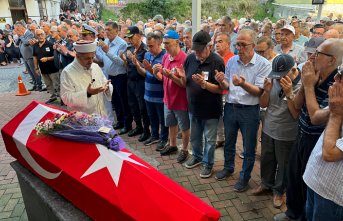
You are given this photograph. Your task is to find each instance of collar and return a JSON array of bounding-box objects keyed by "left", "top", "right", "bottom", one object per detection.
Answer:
[
  {"left": 237, "top": 52, "right": 257, "bottom": 65},
  {"left": 169, "top": 49, "right": 184, "bottom": 62}
]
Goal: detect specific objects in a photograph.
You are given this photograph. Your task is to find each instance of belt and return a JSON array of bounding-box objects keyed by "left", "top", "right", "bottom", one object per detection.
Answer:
[{"left": 227, "top": 103, "right": 256, "bottom": 108}]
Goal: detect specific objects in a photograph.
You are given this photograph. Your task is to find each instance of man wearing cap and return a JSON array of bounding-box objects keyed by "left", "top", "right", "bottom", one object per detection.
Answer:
[
  {"left": 252, "top": 54, "right": 301, "bottom": 208},
  {"left": 122, "top": 26, "right": 150, "bottom": 142},
  {"left": 291, "top": 21, "right": 309, "bottom": 46},
  {"left": 60, "top": 40, "right": 113, "bottom": 117},
  {"left": 80, "top": 24, "right": 98, "bottom": 41},
  {"left": 274, "top": 38, "right": 343, "bottom": 221},
  {"left": 215, "top": 29, "right": 271, "bottom": 192},
  {"left": 152, "top": 30, "right": 190, "bottom": 161},
  {"left": 274, "top": 25, "right": 307, "bottom": 64},
  {"left": 96, "top": 21, "right": 131, "bottom": 133},
  {"left": 180, "top": 30, "right": 225, "bottom": 178}
]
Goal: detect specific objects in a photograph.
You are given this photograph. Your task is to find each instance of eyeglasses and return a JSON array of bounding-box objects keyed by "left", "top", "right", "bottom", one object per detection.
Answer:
[
  {"left": 315, "top": 50, "right": 333, "bottom": 57},
  {"left": 236, "top": 43, "right": 253, "bottom": 49},
  {"left": 255, "top": 49, "right": 268, "bottom": 54}
]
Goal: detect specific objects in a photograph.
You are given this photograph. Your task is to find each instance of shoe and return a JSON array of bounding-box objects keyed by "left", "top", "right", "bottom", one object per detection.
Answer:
[
  {"left": 273, "top": 194, "right": 283, "bottom": 209},
  {"left": 45, "top": 97, "right": 57, "bottom": 104},
  {"left": 28, "top": 86, "right": 37, "bottom": 91},
  {"left": 60, "top": 100, "right": 65, "bottom": 106},
  {"left": 252, "top": 185, "right": 269, "bottom": 195},
  {"left": 215, "top": 168, "right": 233, "bottom": 181},
  {"left": 160, "top": 146, "right": 178, "bottom": 156},
  {"left": 143, "top": 137, "right": 159, "bottom": 146},
  {"left": 113, "top": 123, "right": 124, "bottom": 130},
  {"left": 119, "top": 127, "right": 132, "bottom": 135},
  {"left": 233, "top": 179, "right": 249, "bottom": 192},
  {"left": 239, "top": 151, "right": 244, "bottom": 159},
  {"left": 128, "top": 127, "right": 143, "bottom": 137},
  {"left": 184, "top": 157, "right": 201, "bottom": 169},
  {"left": 274, "top": 213, "right": 291, "bottom": 221},
  {"left": 37, "top": 87, "right": 43, "bottom": 92},
  {"left": 138, "top": 132, "right": 150, "bottom": 142},
  {"left": 200, "top": 166, "right": 212, "bottom": 178},
  {"left": 215, "top": 141, "right": 225, "bottom": 148},
  {"left": 40, "top": 87, "right": 47, "bottom": 91},
  {"left": 176, "top": 150, "right": 188, "bottom": 163},
  {"left": 156, "top": 140, "right": 167, "bottom": 151}
]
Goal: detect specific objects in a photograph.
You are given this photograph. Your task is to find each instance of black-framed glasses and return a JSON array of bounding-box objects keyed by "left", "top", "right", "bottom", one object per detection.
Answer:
[
  {"left": 255, "top": 48, "right": 268, "bottom": 54},
  {"left": 315, "top": 50, "right": 334, "bottom": 57},
  {"left": 236, "top": 43, "right": 253, "bottom": 49}
]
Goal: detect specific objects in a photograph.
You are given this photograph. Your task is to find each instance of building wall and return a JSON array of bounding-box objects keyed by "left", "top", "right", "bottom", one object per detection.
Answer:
[
  {"left": 0, "top": 1, "right": 12, "bottom": 28},
  {"left": 26, "top": 0, "right": 41, "bottom": 22}
]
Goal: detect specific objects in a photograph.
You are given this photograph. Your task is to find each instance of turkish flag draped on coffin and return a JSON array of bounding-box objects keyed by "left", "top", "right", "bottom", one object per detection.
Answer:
[{"left": 1, "top": 101, "right": 220, "bottom": 221}]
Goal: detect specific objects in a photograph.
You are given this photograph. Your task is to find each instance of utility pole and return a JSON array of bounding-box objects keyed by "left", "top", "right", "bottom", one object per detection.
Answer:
[{"left": 192, "top": 0, "right": 201, "bottom": 35}]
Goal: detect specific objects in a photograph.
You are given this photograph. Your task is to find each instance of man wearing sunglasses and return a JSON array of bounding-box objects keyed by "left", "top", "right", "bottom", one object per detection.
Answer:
[{"left": 275, "top": 38, "right": 343, "bottom": 221}]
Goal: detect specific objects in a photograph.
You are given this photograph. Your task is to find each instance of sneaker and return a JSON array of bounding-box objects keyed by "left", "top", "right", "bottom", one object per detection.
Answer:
[
  {"left": 200, "top": 166, "right": 212, "bottom": 178},
  {"left": 233, "top": 179, "right": 249, "bottom": 192},
  {"left": 273, "top": 194, "right": 283, "bottom": 208},
  {"left": 176, "top": 150, "right": 188, "bottom": 163},
  {"left": 138, "top": 132, "right": 150, "bottom": 142},
  {"left": 160, "top": 146, "right": 178, "bottom": 156},
  {"left": 184, "top": 157, "right": 201, "bottom": 169},
  {"left": 156, "top": 140, "right": 167, "bottom": 151},
  {"left": 215, "top": 168, "right": 233, "bottom": 181},
  {"left": 252, "top": 185, "right": 270, "bottom": 195},
  {"left": 239, "top": 151, "right": 244, "bottom": 159},
  {"left": 274, "top": 213, "right": 292, "bottom": 221},
  {"left": 143, "top": 137, "right": 159, "bottom": 146}
]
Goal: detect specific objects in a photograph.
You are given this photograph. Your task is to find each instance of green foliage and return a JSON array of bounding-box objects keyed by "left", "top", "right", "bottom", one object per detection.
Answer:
[
  {"left": 119, "top": 0, "right": 274, "bottom": 22},
  {"left": 101, "top": 8, "right": 118, "bottom": 22}
]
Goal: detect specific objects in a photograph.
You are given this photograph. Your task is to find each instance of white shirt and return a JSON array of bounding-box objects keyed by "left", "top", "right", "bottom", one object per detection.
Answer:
[
  {"left": 303, "top": 124, "right": 343, "bottom": 207},
  {"left": 60, "top": 59, "right": 113, "bottom": 119}
]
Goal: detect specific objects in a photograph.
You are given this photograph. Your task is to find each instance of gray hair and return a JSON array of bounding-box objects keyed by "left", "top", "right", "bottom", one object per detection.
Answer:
[{"left": 238, "top": 28, "right": 258, "bottom": 45}]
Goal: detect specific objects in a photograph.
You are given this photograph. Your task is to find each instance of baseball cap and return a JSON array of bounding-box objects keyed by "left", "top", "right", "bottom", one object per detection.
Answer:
[
  {"left": 304, "top": 37, "right": 325, "bottom": 53},
  {"left": 268, "top": 54, "right": 295, "bottom": 79},
  {"left": 81, "top": 24, "right": 98, "bottom": 36},
  {"left": 191, "top": 31, "right": 211, "bottom": 51},
  {"left": 163, "top": 30, "right": 180, "bottom": 40},
  {"left": 281, "top": 25, "right": 295, "bottom": 35},
  {"left": 126, "top": 26, "right": 140, "bottom": 38}
]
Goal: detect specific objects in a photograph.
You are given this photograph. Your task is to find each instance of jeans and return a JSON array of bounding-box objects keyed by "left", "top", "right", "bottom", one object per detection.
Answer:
[
  {"left": 285, "top": 131, "right": 321, "bottom": 220},
  {"left": 145, "top": 101, "right": 168, "bottom": 141},
  {"left": 189, "top": 114, "right": 219, "bottom": 168},
  {"left": 306, "top": 187, "right": 343, "bottom": 221},
  {"left": 223, "top": 103, "right": 260, "bottom": 182},
  {"left": 109, "top": 74, "right": 132, "bottom": 128}
]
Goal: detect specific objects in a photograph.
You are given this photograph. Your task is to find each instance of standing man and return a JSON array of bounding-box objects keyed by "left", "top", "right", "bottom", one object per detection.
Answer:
[
  {"left": 214, "top": 16, "right": 237, "bottom": 53},
  {"left": 215, "top": 29, "right": 271, "bottom": 191},
  {"left": 14, "top": 21, "right": 42, "bottom": 91},
  {"left": 97, "top": 21, "right": 132, "bottom": 132},
  {"left": 33, "top": 29, "right": 60, "bottom": 104},
  {"left": 182, "top": 31, "right": 225, "bottom": 178},
  {"left": 274, "top": 38, "right": 343, "bottom": 221},
  {"left": 60, "top": 40, "right": 113, "bottom": 117}
]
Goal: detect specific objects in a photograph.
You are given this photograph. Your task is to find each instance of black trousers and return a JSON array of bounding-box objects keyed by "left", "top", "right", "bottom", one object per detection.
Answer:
[
  {"left": 127, "top": 79, "right": 150, "bottom": 130},
  {"left": 285, "top": 131, "right": 321, "bottom": 220}
]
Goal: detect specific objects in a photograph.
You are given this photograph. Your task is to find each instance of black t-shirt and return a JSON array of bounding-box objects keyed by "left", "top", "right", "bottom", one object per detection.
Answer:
[
  {"left": 126, "top": 42, "right": 147, "bottom": 81},
  {"left": 184, "top": 52, "right": 225, "bottom": 119},
  {"left": 33, "top": 40, "right": 59, "bottom": 74}
]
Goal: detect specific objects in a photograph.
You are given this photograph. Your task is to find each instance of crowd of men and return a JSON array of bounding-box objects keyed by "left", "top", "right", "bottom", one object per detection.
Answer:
[{"left": 1, "top": 11, "right": 343, "bottom": 221}]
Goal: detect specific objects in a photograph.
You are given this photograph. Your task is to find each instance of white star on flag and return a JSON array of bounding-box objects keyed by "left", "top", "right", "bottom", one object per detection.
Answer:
[{"left": 81, "top": 144, "right": 148, "bottom": 186}]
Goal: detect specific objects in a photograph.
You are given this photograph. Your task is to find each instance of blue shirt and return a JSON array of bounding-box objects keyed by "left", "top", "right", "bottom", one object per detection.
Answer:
[
  {"left": 224, "top": 53, "right": 271, "bottom": 105},
  {"left": 96, "top": 36, "right": 127, "bottom": 78},
  {"left": 144, "top": 49, "right": 166, "bottom": 103}
]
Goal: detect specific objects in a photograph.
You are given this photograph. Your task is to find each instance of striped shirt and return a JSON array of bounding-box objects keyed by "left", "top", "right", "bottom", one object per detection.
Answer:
[
  {"left": 298, "top": 70, "right": 336, "bottom": 135},
  {"left": 144, "top": 49, "right": 166, "bottom": 103}
]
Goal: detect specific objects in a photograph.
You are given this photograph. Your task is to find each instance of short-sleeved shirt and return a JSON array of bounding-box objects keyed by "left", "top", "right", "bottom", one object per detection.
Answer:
[
  {"left": 184, "top": 52, "right": 225, "bottom": 119},
  {"left": 263, "top": 76, "right": 301, "bottom": 141},
  {"left": 298, "top": 69, "right": 337, "bottom": 135},
  {"left": 144, "top": 49, "right": 166, "bottom": 103},
  {"left": 225, "top": 53, "right": 271, "bottom": 105},
  {"left": 274, "top": 43, "right": 307, "bottom": 64},
  {"left": 126, "top": 42, "right": 147, "bottom": 81},
  {"left": 303, "top": 124, "right": 343, "bottom": 207},
  {"left": 162, "top": 50, "right": 188, "bottom": 111},
  {"left": 33, "top": 40, "right": 59, "bottom": 74}
]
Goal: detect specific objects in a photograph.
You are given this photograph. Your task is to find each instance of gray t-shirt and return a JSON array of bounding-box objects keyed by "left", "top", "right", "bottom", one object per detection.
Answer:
[{"left": 262, "top": 78, "right": 301, "bottom": 141}]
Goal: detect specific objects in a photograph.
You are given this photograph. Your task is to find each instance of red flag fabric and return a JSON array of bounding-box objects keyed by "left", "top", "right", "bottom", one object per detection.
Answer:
[{"left": 1, "top": 101, "right": 220, "bottom": 221}]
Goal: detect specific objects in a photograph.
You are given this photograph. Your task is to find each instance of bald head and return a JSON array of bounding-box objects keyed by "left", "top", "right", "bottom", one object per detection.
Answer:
[
  {"left": 324, "top": 29, "right": 340, "bottom": 39},
  {"left": 322, "top": 38, "right": 343, "bottom": 67}
]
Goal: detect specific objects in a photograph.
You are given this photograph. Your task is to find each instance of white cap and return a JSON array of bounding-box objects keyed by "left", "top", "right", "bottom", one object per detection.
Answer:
[
  {"left": 281, "top": 25, "right": 295, "bottom": 35},
  {"left": 73, "top": 40, "right": 97, "bottom": 53}
]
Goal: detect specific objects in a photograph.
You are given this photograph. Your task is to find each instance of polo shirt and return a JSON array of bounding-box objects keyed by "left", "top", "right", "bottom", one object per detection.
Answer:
[
  {"left": 162, "top": 50, "right": 188, "bottom": 111},
  {"left": 126, "top": 42, "right": 147, "bottom": 81},
  {"left": 33, "top": 40, "right": 59, "bottom": 74},
  {"left": 184, "top": 52, "right": 225, "bottom": 119}
]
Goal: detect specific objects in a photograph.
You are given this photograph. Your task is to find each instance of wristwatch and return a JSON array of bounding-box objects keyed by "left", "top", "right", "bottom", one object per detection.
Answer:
[
  {"left": 201, "top": 81, "right": 207, "bottom": 89},
  {"left": 286, "top": 94, "right": 295, "bottom": 100}
]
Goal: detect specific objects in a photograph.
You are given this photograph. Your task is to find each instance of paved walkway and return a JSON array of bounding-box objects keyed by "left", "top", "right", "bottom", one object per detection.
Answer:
[{"left": 0, "top": 69, "right": 287, "bottom": 220}]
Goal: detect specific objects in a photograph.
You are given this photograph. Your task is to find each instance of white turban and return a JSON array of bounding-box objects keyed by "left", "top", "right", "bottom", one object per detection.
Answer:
[{"left": 73, "top": 40, "right": 97, "bottom": 53}]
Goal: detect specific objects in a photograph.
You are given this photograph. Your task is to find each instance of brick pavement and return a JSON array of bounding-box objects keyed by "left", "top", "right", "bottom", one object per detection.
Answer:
[{"left": 0, "top": 80, "right": 287, "bottom": 221}]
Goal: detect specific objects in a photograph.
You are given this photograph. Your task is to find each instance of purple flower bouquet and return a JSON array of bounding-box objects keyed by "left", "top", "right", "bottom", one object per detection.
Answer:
[{"left": 35, "top": 112, "right": 125, "bottom": 151}]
